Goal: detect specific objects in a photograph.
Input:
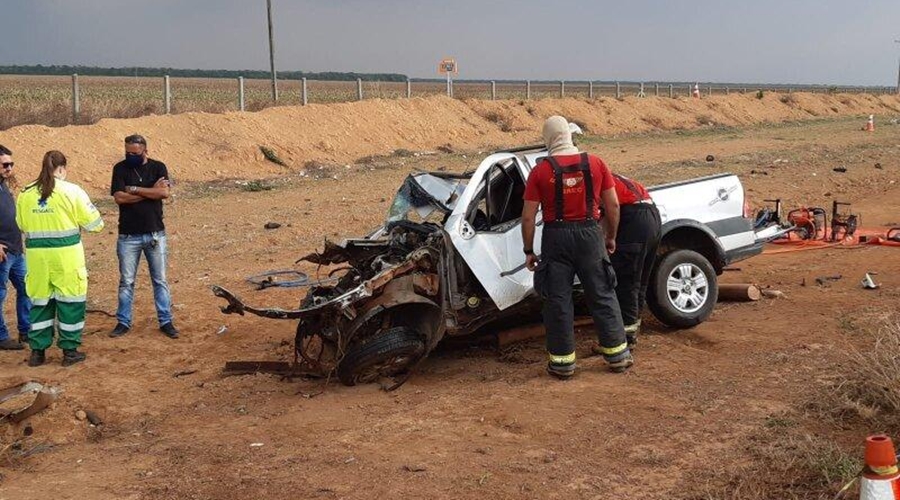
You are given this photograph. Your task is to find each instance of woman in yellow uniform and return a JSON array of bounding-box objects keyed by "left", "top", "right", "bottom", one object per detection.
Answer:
[{"left": 16, "top": 151, "right": 104, "bottom": 367}]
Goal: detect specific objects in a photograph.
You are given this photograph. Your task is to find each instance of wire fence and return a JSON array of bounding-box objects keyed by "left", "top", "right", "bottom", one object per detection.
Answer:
[{"left": 0, "top": 73, "right": 897, "bottom": 130}]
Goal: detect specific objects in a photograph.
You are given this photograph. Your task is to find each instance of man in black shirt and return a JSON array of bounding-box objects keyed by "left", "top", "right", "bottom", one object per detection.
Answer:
[
  {"left": 0, "top": 145, "right": 29, "bottom": 350},
  {"left": 109, "top": 135, "right": 179, "bottom": 339}
]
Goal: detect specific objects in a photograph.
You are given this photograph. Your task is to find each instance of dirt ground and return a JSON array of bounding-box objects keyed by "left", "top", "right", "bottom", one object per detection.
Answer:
[{"left": 1, "top": 104, "right": 899, "bottom": 499}]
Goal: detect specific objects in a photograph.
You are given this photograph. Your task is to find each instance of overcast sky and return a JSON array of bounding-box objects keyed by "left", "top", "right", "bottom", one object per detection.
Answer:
[{"left": 2, "top": 0, "right": 899, "bottom": 85}]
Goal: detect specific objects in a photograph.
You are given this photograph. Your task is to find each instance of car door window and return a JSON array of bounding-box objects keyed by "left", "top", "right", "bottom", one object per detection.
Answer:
[{"left": 466, "top": 160, "right": 526, "bottom": 233}]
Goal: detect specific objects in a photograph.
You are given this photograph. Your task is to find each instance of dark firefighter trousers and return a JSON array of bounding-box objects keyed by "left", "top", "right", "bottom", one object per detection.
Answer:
[
  {"left": 534, "top": 220, "right": 629, "bottom": 365},
  {"left": 611, "top": 203, "right": 662, "bottom": 331}
]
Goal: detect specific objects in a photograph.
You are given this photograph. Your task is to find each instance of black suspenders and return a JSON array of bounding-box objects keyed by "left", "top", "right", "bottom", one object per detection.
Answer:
[{"left": 546, "top": 153, "right": 595, "bottom": 222}]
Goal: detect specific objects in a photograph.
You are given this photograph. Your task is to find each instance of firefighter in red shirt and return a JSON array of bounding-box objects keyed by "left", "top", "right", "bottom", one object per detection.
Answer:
[
  {"left": 522, "top": 116, "right": 632, "bottom": 378},
  {"left": 610, "top": 174, "right": 661, "bottom": 348}
]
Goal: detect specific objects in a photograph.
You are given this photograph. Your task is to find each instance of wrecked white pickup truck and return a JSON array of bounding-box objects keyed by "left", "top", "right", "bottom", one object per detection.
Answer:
[{"left": 213, "top": 144, "right": 765, "bottom": 385}]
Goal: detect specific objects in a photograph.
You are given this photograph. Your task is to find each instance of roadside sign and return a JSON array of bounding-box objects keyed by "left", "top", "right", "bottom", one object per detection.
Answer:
[{"left": 438, "top": 58, "right": 458, "bottom": 75}]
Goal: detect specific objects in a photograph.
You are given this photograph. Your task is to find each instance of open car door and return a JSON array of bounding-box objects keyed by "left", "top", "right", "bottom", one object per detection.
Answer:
[{"left": 446, "top": 153, "right": 541, "bottom": 310}]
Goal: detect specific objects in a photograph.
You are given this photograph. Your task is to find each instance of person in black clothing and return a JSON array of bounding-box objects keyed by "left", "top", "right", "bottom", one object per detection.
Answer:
[
  {"left": 522, "top": 117, "right": 633, "bottom": 378},
  {"left": 0, "top": 145, "right": 29, "bottom": 350},
  {"left": 610, "top": 174, "right": 662, "bottom": 348},
  {"left": 109, "top": 135, "right": 179, "bottom": 339}
]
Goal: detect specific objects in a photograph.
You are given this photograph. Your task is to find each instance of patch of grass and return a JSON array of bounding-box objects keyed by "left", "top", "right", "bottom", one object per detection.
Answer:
[
  {"left": 764, "top": 415, "right": 798, "bottom": 428},
  {"left": 641, "top": 115, "right": 666, "bottom": 129},
  {"left": 481, "top": 110, "right": 513, "bottom": 132},
  {"left": 838, "top": 316, "right": 858, "bottom": 332},
  {"left": 240, "top": 180, "right": 273, "bottom": 192},
  {"left": 259, "top": 146, "right": 288, "bottom": 167},
  {"left": 780, "top": 94, "right": 798, "bottom": 106},
  {"left": 756, "top": 90, "right": 765, "bottom": 100},
  {"left": 837, "top": 319, "right": 900, "bottom": 422},
  {"left": 696, "top": 114, "right": 716, "bottom": 126},
  {"left": 686, "top": 431, "right": 860, "bottom": 500}
]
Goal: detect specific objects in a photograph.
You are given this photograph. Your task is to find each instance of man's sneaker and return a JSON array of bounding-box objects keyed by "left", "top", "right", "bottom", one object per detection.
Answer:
[
  {"left": 0, "top": 338, "right": 24, "bottom": 350},
  {"left": 62, "top": 349, "right": 86, "bottom": 367},
  {"left": 19, "top": 333, "right": 29, "bottom": 344},
  {"left": 546, "top": 362, "right": 576, "bottom": 379},
  {"left": 109, "top": 323, "right": 130, "bottom": 338},
  {"left": 607, "top": 351, "right": 635, "bottom": 374},
  {"left": 160, "top": 322, "right": 180, "bottom": 339},
  {"left": 28, "top": 349, "right": 45, "bottom": 367}
]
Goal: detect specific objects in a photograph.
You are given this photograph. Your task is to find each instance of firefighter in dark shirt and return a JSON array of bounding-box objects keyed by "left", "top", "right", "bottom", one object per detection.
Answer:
[
  {"left": 522, "top": 116, "right": 632, "bottom": 378},
  {"left": 610, "top": 174, "right": 661, "bottom": 348}
]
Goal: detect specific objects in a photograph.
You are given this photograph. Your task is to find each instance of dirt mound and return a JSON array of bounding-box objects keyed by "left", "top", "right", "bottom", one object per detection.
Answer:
[
  {"left": 466, "top": 92, "right": 900, "bottom": 135},
  {"left": 1, "top": 93, "right": 898, "bottom": 195}
]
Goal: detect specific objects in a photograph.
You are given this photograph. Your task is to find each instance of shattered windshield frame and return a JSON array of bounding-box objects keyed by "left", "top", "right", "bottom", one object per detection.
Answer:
[{"left": 386, "top": 173, "right": 467, "bottom": 226}]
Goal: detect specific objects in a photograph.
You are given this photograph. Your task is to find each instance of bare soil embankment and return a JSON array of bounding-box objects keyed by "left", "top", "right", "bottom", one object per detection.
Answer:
[{"left": 1, "top": 93, "right": 899, "bottom": 194}]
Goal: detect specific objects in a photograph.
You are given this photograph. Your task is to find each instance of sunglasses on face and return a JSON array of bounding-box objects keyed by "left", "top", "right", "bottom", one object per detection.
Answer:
[{"left": 1, "top": 162, "right": 13, "bottom": 169}]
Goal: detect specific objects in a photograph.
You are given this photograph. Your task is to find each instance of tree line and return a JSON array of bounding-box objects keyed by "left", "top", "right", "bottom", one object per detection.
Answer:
[{"left": 0, "top": 65, "right": 409, "bottom": 82}]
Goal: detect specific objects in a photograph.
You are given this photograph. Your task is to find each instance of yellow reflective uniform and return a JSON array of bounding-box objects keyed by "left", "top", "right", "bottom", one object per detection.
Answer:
[{"left": 15, "top": 179, "right": 104, "bottom": 351}]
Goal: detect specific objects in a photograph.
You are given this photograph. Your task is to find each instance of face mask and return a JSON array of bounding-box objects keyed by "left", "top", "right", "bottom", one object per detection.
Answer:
[{"left": 125, "top": 154, "right": 143, "bottom": 167}]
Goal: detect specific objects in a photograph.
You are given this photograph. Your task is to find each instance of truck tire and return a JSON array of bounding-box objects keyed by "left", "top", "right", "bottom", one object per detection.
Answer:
[
  {"left": 647, "top": 249, "right": 718, "bottom": 328},
  {"left": 337, "top": 327, "right": 425, "bottom": 386}
]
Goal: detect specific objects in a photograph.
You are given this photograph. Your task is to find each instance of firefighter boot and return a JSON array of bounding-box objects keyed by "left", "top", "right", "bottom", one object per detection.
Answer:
[
  {"left": 607, "top": 350, "right": 634, "bottom": 373},
  {"left": 547, "top": 352, "right": 576, "bottom": 379},
  {"left": 547, "top": 361, "right": 576, "bottom": 379},
  {"left": 625, "top": 320, "right": 641, "bottom": 349}
]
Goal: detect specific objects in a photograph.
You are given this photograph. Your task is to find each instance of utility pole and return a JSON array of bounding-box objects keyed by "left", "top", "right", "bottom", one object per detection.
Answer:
[
  {"left": 267, "top": 0, "right": 278, "bottom": 101},
  {"left": 895, "top": 40, "right": 900, "bottom": 94}
]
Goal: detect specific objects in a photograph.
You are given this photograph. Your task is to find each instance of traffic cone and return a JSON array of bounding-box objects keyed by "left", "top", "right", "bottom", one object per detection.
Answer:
[
  {"left": 860, "top": 435, "right": 900, "bottom": 499},
  {"left": 865, "top": 115, "right": 875, "bottom": 132},
  {"left": 692, "top": 84, "right": 700, "bottom": 98}
]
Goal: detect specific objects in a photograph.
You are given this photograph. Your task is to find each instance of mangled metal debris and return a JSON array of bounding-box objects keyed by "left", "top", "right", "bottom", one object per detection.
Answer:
[{"left": 0, "top": 381, "right": 60, "bottom": 424}]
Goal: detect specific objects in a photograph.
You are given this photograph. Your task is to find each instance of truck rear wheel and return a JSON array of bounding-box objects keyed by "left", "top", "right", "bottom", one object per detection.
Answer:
[
  {"left": 647, "top": 249, "right": 718, "bottom": 328},
  {"left": 337, "top": 327, "right": 425, "bottom": 386}
]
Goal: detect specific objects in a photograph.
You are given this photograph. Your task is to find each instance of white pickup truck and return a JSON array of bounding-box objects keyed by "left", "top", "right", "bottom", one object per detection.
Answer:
[{"left": 213, "top": 144, "right": 763, "bottom": 385}]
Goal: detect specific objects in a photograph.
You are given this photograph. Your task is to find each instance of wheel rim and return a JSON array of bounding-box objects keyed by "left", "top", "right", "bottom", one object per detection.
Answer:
[
  {"left": 665, "top": 263, "right": 709, "bottom": 314},
  {"left": 354, "top": 353, "right": 416, "bottom": 384}
]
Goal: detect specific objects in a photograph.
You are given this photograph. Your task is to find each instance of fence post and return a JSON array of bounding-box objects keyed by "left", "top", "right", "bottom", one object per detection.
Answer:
[
  {"left": 406, "top": 79, "right": 411, "bottom": 98},
  {"left": 356, "top": 78, "right": 363, "bottom": 100},
  {"left": 725, "top": 87, "right": 729, "bottom": 95},
  {"left": 742, "top": 88, "right": 747, "bottom": 94},
  {"left": 616, "top": 82, "right": 621, "bottom": 99},
  {"left": 707, "top": 85, "right": 712, "bottom": 97},
  {"left": 71, "top": 73, "right": 80, "bottom": 124},
  {"left": 559, "top": 80, "right": 565, "bottom": 98},
  {"left": 655, "top": 83, "right": 660, "bottom": 97},
  {"left": 589, "top": 81, "right": 594, "bottom": 99},
  {"left": 639, "top": 82, "right": 645, "bottom": 98},
  {"left": 164, "top": 75, "right": 171, "bottom": 114},
  {"left": 491, "top": 80, "right": 496, "bottom": 100},
  {"left": 238, "top": 77, "right": 245, "bottom": 111},
  {"left": 668, "top": 84, "right": 674, "bottom": 98},
  {"left": 302, "top": 77, "right": 308, "bottom": 105},
  {"left": 526, "top": 80, "right": 531, "bottom": 99},
  {"left": 788, "top": 87, "right": 793, "bottom": 94}
]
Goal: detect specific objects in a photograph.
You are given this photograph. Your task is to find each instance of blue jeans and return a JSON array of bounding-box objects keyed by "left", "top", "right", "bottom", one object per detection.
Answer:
[
  {"left": 116, "top": 232, "right": 173, "bottom": 328},
  {"left": 0, "top": 252, "right": 31, "bottom": 341}
]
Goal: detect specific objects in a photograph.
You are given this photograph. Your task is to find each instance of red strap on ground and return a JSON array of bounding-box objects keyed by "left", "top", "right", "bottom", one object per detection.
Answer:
[{"left": 764, "top": 227, "right": 900, "bottom": 254}]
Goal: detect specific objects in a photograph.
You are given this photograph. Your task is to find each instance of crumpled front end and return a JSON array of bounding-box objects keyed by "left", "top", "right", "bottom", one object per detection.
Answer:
[{"left": 212, "top": 220, "right": 448, "bottom": 383}]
